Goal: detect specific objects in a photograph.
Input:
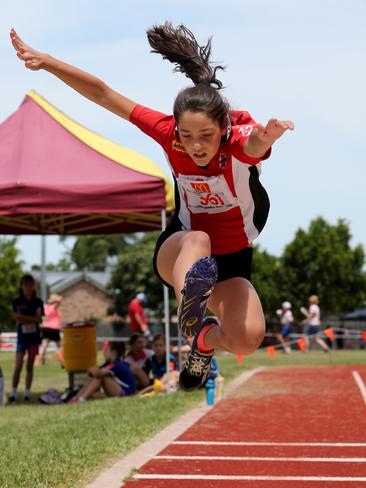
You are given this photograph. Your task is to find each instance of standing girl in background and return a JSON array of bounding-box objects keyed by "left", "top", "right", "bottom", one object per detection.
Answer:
[
  {"left": 301, "top": 295, "right": 329, "bottom": 353},
  {"left": 277, "top": 301, "right": 294, "bottom": 353},
  {"left": 38, "top": 294, "right": 64, "bottom": 366},
  {"left": 10, "top": 274, "right": 44, "bottom": 402},
  {"left": 11, "top": 22, "right": 294, "bottom": 391}
]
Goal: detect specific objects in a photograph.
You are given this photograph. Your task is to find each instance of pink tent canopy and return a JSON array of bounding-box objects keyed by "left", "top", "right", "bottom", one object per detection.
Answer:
[{"left": 0, "top": 91, "right": 174, "bottom": 234}]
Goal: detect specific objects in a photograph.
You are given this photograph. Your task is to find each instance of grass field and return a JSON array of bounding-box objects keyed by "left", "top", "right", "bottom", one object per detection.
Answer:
[{"left": 0, "top": 349, "right": 365, "bottom": 488}]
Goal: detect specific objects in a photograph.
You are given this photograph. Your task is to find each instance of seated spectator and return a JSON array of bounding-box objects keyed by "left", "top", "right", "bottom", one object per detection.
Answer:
[
  {"left": 172, "top": 335, "right": 194, "bottom": 365},
  {"left": 125, "top": 334, "right": 152, "bottom": 369},
  {"left": 138, "top": 334, "right": 179, "bottom": 394},
  {"left": 69, "top": 342, "right": 136, "bottom": 403}
]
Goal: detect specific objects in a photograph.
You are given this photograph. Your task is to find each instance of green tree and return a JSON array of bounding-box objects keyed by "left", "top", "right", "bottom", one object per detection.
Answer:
[
  {"left": 278, "top": 217, "right": 366, "bottom": 314},
  {"left": 60, "top": 235, "right": 130, "bottom": 271},
  {"left": 110, "top": 232, "right": 175, "bottom": 318},
  {"left": 251, "top": 246, "right": 281, "bottom": 316},
  {"left": 0, "top": 238, "right": 23, "bottom": 331},
  {"left": 31, "top": 257, "right": 73, "bottom": 272}
]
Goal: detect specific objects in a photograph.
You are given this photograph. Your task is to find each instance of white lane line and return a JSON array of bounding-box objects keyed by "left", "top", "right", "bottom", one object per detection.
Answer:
[
  {"left": 156, "top": 455, "right": 366, "bottom": 463},
  {"left": 353, "top": 371, "right": 366, "bottom": 406},
  {"left": 173, "top": 441, "right": 366, "bottom": 447},
  {"left": 135, "top": 474, "right": 366, "bottom": 482}
]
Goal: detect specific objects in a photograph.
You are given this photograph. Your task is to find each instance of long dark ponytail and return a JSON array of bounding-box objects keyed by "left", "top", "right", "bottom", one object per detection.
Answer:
[{"left": 146, "top": 22, "right": 229, "bottom": 127}]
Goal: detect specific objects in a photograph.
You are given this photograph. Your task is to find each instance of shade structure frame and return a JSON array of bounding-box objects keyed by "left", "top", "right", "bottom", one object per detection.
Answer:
[
  {"left": 0, "top": 211, "right": 166, "bottom": 235},
  {"left": 0, "top": 90, "right": 174, "bottom": 235}
]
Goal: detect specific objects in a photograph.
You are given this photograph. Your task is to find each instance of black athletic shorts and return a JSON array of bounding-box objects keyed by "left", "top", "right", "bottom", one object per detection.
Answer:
[
  {"left": 42, "top": 327, "right": 61, "bottom": 342},
  {"left": 153, "top": 225, "right": 253, "bottom": 290}
]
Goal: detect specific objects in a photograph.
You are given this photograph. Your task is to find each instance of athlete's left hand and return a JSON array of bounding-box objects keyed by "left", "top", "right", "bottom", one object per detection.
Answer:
[
  {"left": 253, "top": 119, "right": 294, "bottom": 144},
  {"left": 244, "top": 118, "right": 294, "bottom": 158}
]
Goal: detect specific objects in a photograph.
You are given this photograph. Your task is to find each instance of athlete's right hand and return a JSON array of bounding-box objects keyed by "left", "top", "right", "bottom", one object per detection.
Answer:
[{"left": 10, "top": 28, "right": 45, "bottom": 70}]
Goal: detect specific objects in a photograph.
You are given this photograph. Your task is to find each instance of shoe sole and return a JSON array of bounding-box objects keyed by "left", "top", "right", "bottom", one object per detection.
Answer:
[{"left": 178, "top": 256, "right": 218, "bottom": 337}]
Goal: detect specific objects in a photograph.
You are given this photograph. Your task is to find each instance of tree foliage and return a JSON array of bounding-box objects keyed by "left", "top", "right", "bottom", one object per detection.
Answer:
[
  {"left": 60, "top": 235, "right": 130, "bottom": 271},
  {"left": 251, "top": 246, "right": 281, "bottom": 315},
  {"left": 50, "top": 217, "right": 366, "bottom": 321},
  {"left": 278, "top": 217, "right": 366, "bottom": 314},
  {"left": 0, "top": 238, "right": 23, "bottom": 331},
  {"left": 110, "top": 232, "right": 175, "bottom": 318}
]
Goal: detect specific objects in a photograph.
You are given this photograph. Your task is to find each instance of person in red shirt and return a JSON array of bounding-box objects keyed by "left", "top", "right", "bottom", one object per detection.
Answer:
[
  {"left": 11, "top": 22, "right": 293, "bottom": 391},
  {"left": 128, "top": 293, "right": 150, "bottom": 337}
]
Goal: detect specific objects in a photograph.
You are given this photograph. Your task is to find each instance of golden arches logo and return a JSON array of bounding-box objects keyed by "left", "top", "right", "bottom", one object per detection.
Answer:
[
  {"left": 190, "top": 182, "right": 211, "bottom": 193},
  {"left": 172, "top": 139, "right": 187, "bottom": 153}
]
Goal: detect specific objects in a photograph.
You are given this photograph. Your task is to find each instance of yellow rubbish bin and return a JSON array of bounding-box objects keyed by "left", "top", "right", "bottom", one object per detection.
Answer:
[{"left": 63, "top": 322, "right": 97, "bottom": 372}]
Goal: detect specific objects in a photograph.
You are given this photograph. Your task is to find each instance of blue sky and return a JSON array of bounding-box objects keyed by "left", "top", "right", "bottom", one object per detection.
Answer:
[{"left": 1, "top": 0, "right": 365, "bottom": 267}]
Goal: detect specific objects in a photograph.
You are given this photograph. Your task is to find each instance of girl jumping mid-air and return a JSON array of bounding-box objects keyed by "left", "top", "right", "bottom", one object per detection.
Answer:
[{"left": 11, "top": 23, "right": 294, "bottom": 391}]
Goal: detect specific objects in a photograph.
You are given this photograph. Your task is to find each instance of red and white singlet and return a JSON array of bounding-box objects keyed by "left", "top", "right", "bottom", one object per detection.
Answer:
[{"left": 130, "top": 105, "right": 271, "bottom": 255}]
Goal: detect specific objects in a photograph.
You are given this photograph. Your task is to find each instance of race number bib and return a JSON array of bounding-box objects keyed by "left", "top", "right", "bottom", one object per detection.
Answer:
[
  {"left": 177, "top": 174, "right": 237, "bottom": 214},
  {"left": 21, "top": 323, "right": 37, "bottom": 334}
]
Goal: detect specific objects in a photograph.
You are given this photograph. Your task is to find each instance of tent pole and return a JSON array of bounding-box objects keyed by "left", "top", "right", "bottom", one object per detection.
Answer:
[
  {"left": 40, "top": 235, "right": 47, "bottom": 303},
  {"left": 161, "top": 210, "right": 171, "bottom": 390}
]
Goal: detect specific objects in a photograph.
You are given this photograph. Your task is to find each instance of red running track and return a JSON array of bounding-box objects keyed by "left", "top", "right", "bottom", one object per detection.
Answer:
[{"left": 123, "top": 365, "right": 366, "bottom": 487}]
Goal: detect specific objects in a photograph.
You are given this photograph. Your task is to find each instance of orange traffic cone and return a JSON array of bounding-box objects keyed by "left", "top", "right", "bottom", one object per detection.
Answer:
[
  {"left": 266, "top": 346, "right": 276, "bottom": 359},
  {"left": 323, "top": 328, "right": 334, "bottom": 342},
  {"left": 297, "top": 338, "right": 306, "bottom": 352}
]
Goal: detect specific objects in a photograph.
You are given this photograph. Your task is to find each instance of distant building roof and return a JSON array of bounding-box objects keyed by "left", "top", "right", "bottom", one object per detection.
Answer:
[
  {"left": 33, "top": 270, "right": 112, "bottom": 294},
  {"left": 342, "top": 308, "right": 366, "bottom": 321}
]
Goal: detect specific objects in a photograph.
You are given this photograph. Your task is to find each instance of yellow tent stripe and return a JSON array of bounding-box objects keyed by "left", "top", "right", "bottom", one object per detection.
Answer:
[{"left": 27, "top": 90, "right": 174, "bottom": 210}]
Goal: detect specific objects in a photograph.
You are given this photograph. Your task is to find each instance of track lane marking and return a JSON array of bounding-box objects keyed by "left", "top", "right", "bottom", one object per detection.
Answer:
[
  {"left": 135, "top": 474, "right": 366, "bottom": 481},
  {"left": 173, "top": 441, "right": 366, "bottom": 447},
  {"left": 353, "top": 370, "right": 366, "bottom": 406},
  {"left": 156, "top": 455, "right": 366, "bottom": 462}
]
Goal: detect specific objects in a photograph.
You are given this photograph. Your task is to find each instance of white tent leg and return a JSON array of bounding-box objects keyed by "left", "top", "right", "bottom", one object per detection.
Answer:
[
  {"left": 40, "top": 235, "right": 47, "bottom": 303},
  {"left": 161, "top": 210, "right": 171, "bottom": 390}
]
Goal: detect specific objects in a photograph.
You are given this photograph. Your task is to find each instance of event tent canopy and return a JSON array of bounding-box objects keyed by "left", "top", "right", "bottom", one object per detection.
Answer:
[{"left": 0, "top": 90, "right": 174, "bottom": 235}]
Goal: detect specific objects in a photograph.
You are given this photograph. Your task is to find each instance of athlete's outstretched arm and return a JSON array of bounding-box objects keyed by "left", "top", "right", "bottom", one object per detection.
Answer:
[
  {"left": 10, "top": 28, "right": 137, "bottom": 121},
  {"left": 244, "top": 118, "right": 295, "bottom": 158}
]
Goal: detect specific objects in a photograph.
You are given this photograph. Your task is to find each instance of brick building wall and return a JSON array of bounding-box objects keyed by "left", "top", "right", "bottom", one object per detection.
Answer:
[{"left": 58, "top": 280, "right": 114, "bottom": 324}]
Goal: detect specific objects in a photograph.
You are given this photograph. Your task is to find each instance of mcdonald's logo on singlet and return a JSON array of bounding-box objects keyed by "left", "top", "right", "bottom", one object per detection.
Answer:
[{"left": 190, "top": 182, "right": 211, "bottom": 193}]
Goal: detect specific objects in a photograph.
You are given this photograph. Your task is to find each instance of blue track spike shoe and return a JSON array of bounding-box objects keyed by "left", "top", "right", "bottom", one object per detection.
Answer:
[
  {"left": 178, "top": 256, "right": 218, "bottom": 338},
  {"left": 179, "top": 331, "right": 215, "bottom": 392}
]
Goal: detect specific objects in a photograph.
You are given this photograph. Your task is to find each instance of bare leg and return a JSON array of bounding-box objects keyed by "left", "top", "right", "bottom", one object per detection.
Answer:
[
  {"left": 276, "top": 333, "right": 287, "bottom": 351},
  {"left": 38, "top": 338, "right": 50, "bottom": 365},
  {"left": 156, "top": 230, "right": 211, "bottom": 302},
  {"left": 12, "top": 353, "right": 24, "bottom": 389},
  {"left": 203, "top": 278, "right": 265, "bottom": 355},
  {"left": 25, "top": 352, "right": 37, "bottom": 390},
  {"left": 75, "top": 377, "right": 102, "bottom": 400},
  {"left": 55, "top": 341, "right": 64, "bottom": 365},
  {"left": 315, "top": 336, "right": 330, "bottom": 352},
  {"left": 278, "top": 334, "right": 291, "bottom": 353},
  {"left": 101, "top": 376, "right": 124, "bottom": 397},
  {"left": 160, "top": 370, "right": 180, "bottom": 390}
]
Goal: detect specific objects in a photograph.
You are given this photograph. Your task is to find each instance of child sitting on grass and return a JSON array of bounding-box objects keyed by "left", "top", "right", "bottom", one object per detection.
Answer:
[
  {"left": 139, "top": 334, "right": 179, "bottom": 394},
  {"left": 69, "top": 342, "right": 136, "bottom": 403}
]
